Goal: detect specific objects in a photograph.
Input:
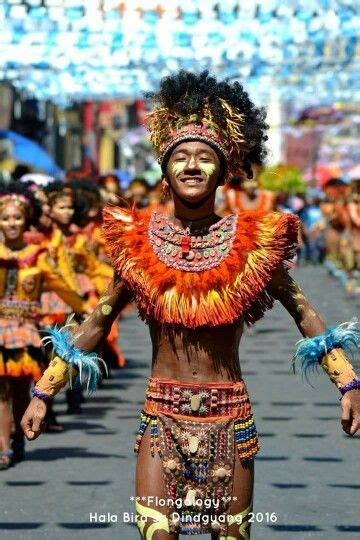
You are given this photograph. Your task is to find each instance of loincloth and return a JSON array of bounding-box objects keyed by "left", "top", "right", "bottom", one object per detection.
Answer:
[{"left": 134, "top": 377, "right": 260, "bottom": 536}]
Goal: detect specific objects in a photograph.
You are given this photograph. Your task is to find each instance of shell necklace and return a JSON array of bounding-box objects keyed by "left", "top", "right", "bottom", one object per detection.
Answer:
[{"left": 149, "top": 212, "right": 236, "bottom": 272}]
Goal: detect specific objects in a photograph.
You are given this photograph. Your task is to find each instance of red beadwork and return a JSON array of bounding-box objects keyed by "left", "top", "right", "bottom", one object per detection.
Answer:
[{"left": 181, "top": 235, "right": 190, "bottom": 255}]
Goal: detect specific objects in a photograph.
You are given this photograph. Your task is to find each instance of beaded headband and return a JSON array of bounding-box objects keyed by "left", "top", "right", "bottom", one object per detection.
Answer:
[
  {"left": 159, "top": 120, "right": 230, "bottom": 173},
  {"left": 147, "top": 100, "right": 248, "bottom": 178},
  {"left": 0, "top": 193, "right": 31, "bottom": 210}
]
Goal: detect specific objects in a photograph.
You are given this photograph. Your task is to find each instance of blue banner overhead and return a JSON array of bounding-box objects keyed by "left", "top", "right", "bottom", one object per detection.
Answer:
[{"left": 0, "top": 1, "right": 358, "bottom": 104}]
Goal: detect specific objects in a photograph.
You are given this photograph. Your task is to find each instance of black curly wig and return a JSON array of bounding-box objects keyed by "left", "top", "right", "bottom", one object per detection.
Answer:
[
  {"left": 69, "top": 179, "right": 101, "bottom": 204},
  {"left": 146, "top": 70, "right": 269, "bottom": 179},
  {"left": 68, "top": 179, "right": 101, "bottom": 226},
  {"left": 44, "top": 180, "right": 74, "bottom": 203},
  {"left": 0, "top": 181, "right": 42, "bottom": 227}
]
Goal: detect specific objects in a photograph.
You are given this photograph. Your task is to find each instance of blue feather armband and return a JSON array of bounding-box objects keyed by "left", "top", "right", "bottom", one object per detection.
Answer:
[
  {"left": 292, "top": 318, "right": 360, "bottom": 382},
  {"left": 41, "top": 324, "right": 107, "bottom": 395}
]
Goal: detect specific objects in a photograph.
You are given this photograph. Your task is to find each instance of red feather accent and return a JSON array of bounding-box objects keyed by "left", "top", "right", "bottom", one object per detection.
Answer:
[{"left": 102, "top": 205, "right": 299, "bottom": 328}]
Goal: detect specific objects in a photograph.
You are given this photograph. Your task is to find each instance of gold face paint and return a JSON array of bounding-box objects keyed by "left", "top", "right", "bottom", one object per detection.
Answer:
[
  {"left": 188, "top": 155, "right": 196, "bottom": 169},
  {"left": 199, "top": 162, "right": 216, "bottom": 179},
  {"left": 171, "top": 162, "right": 186, "bottom": 178}
]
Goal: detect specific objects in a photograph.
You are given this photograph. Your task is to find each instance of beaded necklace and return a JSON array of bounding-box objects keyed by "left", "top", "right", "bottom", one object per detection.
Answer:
[{"left": 149, "top": 212, "right": 236, "bottom": 272}]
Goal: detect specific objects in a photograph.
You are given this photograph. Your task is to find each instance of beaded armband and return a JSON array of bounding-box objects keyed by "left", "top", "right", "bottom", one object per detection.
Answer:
[
  {"left": 36, "top": 323, "right": 106, "bottom": 399},
  {"left": 293, "top": 319, "right": 360, "bottom": 394},
  {"left": 32, "top": 388, "right": 51, "bottom": 402}
]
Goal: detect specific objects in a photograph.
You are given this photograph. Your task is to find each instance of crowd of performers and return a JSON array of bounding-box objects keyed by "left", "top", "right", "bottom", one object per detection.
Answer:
[
  {"left": 0, "top": 165, "right": 359, "bottom": 471},
  {"left": 0, "top": 174, "right": 126, "bottom": 469}
]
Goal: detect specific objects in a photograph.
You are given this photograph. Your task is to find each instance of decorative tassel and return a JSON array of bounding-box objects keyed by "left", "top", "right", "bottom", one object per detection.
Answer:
[
  {"left": 150, "top": 417, "right": 161, "bottom": 457},
  {"left": 234, "top": 415, "right": 260, "bottom": 460},
  {"left": 134, "top": 411, "right": 151, "bottom": 454},
  {"left": 292, "top": 318, "right": 360, "bottom": 383},
  {"left": 134, "top": 411, "right": 160, "bottom": 456},
  {"left": 40, "top": 318, "right": 106, "bottom": 395}
]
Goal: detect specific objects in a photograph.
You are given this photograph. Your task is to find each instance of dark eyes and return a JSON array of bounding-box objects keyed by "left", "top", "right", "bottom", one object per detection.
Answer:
[{"left": 174, "top": 156, "right": 212, "bottom": 161}]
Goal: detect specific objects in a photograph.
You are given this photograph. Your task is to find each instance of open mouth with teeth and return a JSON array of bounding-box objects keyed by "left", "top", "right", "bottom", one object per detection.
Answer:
[{"left": 181, "top": 177, "right": 203, "bottom": 185}]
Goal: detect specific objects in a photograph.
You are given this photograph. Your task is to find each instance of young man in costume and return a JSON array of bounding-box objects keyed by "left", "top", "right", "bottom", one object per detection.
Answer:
[{"left": 21, "top": 71, "right": 360, "bottom": 539}]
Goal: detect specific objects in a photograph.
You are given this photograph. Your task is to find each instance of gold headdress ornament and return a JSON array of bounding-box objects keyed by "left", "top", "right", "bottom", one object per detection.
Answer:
[
  {"left": 0, "top": 193, "right": 31, "bottom": 211},
  {"left": 146, "top": 97, "right": 249, "bottom": 177}
]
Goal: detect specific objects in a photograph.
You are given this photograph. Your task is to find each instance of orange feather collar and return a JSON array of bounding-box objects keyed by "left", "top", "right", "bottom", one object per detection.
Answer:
[{"left": 102, "top": 205, "right": 299, "bottom": 328}]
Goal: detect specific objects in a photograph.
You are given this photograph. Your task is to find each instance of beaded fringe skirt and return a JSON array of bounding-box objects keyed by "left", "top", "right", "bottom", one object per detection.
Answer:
[{"left": 134, "top": 377, "right": 260, "bottom": 536}]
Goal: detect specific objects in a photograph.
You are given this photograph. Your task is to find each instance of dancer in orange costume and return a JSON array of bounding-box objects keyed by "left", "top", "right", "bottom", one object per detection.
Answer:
[
  {"left": 223, "top": 171, "right": 275, "bottom": 215},
  {"left": 43, "top": 181, "right": 114, "bottom": 411},
  {"left": 0, "top": 182, "right": 88, "bottom": 469},
  {"left": 44, "top": 181, "right": 113, "bottom": 300},
  {"left": 68, "top": 179, "right": 125, "bottom": 368},
  {"left": 321, "top": 178, "right": 352, "bottom": 268},
  {"left": 22, "top": 72, "right": 360, "bottom": 539}
]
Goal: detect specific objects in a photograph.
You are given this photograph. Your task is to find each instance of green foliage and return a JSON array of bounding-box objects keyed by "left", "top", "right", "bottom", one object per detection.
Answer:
[{"left": 259, "top": 164, "right": 306, "bottom": 194}]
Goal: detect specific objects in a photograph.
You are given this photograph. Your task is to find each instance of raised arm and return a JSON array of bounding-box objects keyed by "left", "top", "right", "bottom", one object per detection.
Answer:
[
  {"left": 267, "top": 265, "right": 360, "bottom": 436},
  {"left": 21, "top": 273, "right": 132, "bottom": 440}
]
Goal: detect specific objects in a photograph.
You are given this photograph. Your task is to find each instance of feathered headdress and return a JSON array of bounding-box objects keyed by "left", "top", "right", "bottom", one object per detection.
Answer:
[{"left": 146, "top": 70, "right": 269, "bottom": 178}]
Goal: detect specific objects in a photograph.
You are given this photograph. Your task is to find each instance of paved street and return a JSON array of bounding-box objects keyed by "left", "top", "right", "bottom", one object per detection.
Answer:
[{"left": 0, "top": 266, "right": 359, "bottom": 540}]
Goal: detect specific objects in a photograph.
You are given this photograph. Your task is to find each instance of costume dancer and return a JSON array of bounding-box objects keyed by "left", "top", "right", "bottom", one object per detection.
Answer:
[
  {"left": 44, "top": 181, "right": 113, "bottom": 299},
  {"left": 321, "top": 178, "right": 351, "bottom": 269},
  {"left": 0, "top": 182, "right": 87, "bottom": 469},
  {"left": 21, "top": 72, "right": 360, "bottom": 539},
  {"left": 223, "top": 171, "right": 275, "bottom": 215},
  {"left": 23, "top": 181, "right": 72, "bottom": 430},
  {"left": 348, "top": 179, "right": 360, "bottom": 271},
  {"left": 68, "top": 178, "right": 125, "bottom": 367},
  {"left": 67, "top": 179, "right": 103, "bottom": 253}
]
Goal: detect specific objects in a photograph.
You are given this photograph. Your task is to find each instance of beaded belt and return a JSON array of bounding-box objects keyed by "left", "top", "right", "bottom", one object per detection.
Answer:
[
  {"left": 143, "top": 377, "right": 252, "bottom": 420},
  {"left": 0, "top": 300, "right": 40, "bottom": 321}
]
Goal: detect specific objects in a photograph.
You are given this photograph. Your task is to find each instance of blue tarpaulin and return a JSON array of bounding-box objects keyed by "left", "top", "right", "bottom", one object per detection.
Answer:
[{"left": 0, "top": 130, "right": 62, "bottom": 176}]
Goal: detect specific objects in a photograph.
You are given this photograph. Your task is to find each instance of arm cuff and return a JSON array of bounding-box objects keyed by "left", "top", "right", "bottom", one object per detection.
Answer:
[
  {"left": 41, "top": 320, "right": 106, "bottom": 395},
  {"left": 292, "top": 318, "right": 360, "bottom": 384}
]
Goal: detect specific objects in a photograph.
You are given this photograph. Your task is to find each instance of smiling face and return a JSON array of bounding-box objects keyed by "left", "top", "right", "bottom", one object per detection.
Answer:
[
  {"left": 50, "top": 195, "right": 74, "bottom": 226},
  {"left": 0, "top": 202, "right": 26, "bottom": 242},
  {"left": 165, "top": 141, "right": 223, "bottom": 204}
]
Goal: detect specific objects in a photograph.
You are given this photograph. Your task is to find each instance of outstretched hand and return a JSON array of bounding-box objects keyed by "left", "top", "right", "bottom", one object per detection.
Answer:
[
  {"left": 341, "top": 389, "right": 360, "bottom": 436},
  {"left": 21, "top": 397, "right": 48, "bottom": 441}
]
